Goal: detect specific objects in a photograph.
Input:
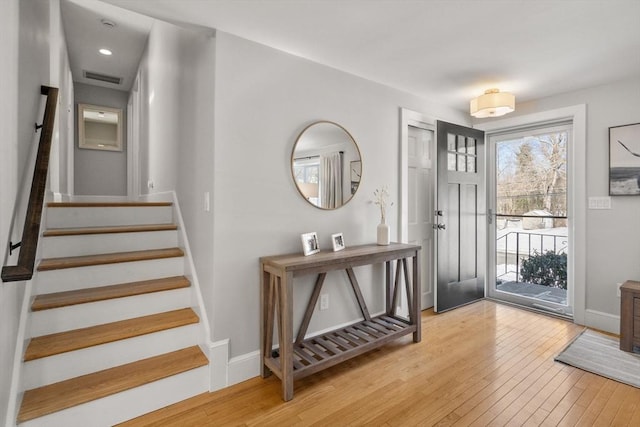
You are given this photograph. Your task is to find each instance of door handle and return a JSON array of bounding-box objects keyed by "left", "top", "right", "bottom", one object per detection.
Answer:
[{"left": 434, "top": 223, "right": 446, "bottom": 230}]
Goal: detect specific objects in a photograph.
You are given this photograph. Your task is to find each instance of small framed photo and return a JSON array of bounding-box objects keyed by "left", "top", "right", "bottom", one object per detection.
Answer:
[
  {"left": 609, "top": 122, "right": 640, "bottom": 195},
  {"left": 331, "top": 233, "right": 345, "bottom": 252},
  {"left": 301, "top": 232, "right": 320, "bottom": 256}
]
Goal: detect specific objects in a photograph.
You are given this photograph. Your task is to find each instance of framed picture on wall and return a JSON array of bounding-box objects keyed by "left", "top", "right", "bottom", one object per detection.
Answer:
[
  {"left": 609, "top": 123, "right": 640, "bottom": 196},
  {"left": 301, "top": 232, "right": 320, "bottom": 256}
]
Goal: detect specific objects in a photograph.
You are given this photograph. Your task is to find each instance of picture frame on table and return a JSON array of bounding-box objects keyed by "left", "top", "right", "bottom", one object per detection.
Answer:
[
  {"left": 301, "top": 232, "right": 320, "bottom": 256},
  {"left": 331, "top": 233, "right": 345, "bottom": 252}
]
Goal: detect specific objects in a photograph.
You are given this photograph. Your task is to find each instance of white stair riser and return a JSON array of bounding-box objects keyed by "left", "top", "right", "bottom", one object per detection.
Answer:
[
  {"left": 33, "top": 257, "right": 184, "bottom": 294},
  {"left": 22, "top": 324, "right": 201, "bottom": 390},
  {"left": 40, "top": 230, "right": 179, "bottom": 258},
  {"left": 20, "top": 365, "right": 209, "bottom": 427},
  {"left": 46, "top": 206, "right": 173, "bottom": 228},
  {"left": 30, "top": 288, "right": 191, "bottom": 337}
]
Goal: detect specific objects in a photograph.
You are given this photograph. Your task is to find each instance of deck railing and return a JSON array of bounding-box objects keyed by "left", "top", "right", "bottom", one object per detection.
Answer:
[{"left": 495, "top": 213, "right": 567, "bottom": 281}]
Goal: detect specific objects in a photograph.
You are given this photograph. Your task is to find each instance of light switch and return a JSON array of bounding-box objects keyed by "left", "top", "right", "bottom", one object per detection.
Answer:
[
  {"left": 588, "top": 197, "right": 611, "bottom": 209},
  {"left": 204, "top": 192, "right": 210, "bottom": 212}
]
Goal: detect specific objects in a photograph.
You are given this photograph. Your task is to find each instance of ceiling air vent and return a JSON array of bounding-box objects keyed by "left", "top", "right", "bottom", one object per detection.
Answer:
[{"left": 83, "top": 70, "right": 122, "bottom": 85}]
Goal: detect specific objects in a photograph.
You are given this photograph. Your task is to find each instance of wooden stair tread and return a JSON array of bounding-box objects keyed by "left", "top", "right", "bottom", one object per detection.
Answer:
[
  {"left": 18, "top": 346, "right": 207, "bottom": 423},
  {"left": 32, "top": 276, "right": 191, "bottom": 311},
  {"left": 47, "top": 202, "right": 172, "bottom": 207},
  {"left": 37, "top": 248, "right": 184, "bottom": 271},
  {"left": 43, "top": 223, "right": 178, "bottom": 237},
  {"left": 24, "top": 308, "right": 199, "bottom": 361}
]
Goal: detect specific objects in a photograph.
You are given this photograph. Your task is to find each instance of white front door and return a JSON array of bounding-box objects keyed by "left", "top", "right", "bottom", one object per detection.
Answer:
[{"left": 400, "top": 109, "right": 435, "bottom": 310}]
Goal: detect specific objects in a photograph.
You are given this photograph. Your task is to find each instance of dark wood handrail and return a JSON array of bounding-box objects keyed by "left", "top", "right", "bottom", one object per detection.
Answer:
[{"left": 2, "top": 86, "right": 59, "bottom": 282}]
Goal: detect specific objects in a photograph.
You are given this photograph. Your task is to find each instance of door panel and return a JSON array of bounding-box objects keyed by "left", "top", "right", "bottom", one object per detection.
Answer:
[
  {"left": 436, "top": 121, "right": 485, "bottom": 312},
  {"left": 407, "top": 124, "right": 434, "bottom": 309}
]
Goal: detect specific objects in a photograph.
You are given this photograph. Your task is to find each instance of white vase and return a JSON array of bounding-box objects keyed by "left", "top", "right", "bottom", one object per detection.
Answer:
[{"left": 377, "top": 220, "right": 390, "bottom": 245}]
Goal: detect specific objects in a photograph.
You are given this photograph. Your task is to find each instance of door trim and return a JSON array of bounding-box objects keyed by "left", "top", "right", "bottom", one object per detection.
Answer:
[{"left": 474, "top": 104, "right": 586, "bottom": 325}]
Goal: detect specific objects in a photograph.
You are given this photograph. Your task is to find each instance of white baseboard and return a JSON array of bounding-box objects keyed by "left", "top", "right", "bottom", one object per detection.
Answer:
[
  {"left": 207, "top": 340, "right": 260, "bottom": 390},
  {"left": 584, "top": 309, "right": 620, "bottom": 335},
  {"left": 228, "top": 351, "right": 260, "bottom": 386},
  {"left": 208, "top": 339, "right": 229, "bottom": 392}
]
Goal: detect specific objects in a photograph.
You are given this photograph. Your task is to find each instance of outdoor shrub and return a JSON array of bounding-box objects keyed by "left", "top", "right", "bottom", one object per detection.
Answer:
[{"left": 520, "top": 251, "right": 567, "bottom": 289}]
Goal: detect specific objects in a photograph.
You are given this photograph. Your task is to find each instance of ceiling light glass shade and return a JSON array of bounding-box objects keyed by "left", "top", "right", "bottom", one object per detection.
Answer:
[
  {"left": 99, "top": 48, "right": 113, "bottom": 56},
  {"left": 470, "top": 89, "right": 515, "bottom": 118}
]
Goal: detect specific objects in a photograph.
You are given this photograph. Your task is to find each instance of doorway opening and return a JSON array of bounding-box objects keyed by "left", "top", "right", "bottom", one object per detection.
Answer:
[{"left": 488, "top": 123, "right": 572, "bottom": 317}]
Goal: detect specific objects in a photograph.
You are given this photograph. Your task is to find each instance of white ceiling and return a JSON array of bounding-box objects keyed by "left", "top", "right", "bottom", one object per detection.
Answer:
[
  {"left": 99, "top": 0, "right": 640, "bottom": 112},
  {"left": 61, "top": 0, "right": 153, "bottom": 91}
]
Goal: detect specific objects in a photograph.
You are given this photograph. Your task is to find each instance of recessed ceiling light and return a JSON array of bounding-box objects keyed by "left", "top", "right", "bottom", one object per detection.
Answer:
[{"left": 99, "top": 48, "right": 112, "bottom": 56}]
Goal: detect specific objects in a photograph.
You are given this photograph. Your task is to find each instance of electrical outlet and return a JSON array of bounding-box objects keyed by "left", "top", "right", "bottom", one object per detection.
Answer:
[
  {"left": 320, "top": 294, "right": 329, "bottom": 311},
  {"left": 617, "top": 282, "right": 622, "bottom": 297},
  {"left": 147, "top": 180, "right": 154, "bottom": 189}
]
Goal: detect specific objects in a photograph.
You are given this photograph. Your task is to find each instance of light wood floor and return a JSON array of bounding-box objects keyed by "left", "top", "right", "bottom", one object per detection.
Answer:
[{"left": 120, "top": 300, "right": 640, "bottom": 426}]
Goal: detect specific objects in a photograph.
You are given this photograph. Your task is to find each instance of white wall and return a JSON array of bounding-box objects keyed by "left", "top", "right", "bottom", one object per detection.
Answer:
[
  {"left": 211, "top": 31, "right": 468, "bottom": 357},
  {"left": 136, "top": 20, "right": 183, "bottom": 195},
  {"left": 175, "top": 30, "right": 216, "bottom": 323},
  {"left": 48, "top": 0, "right": 74, "bottom": 197},
  {"left": 73, "top": 83, "right": 128, "bottom": 196},
  {"left": 0, "top": 2, "right": 21, "bottom": 423},
  {"left": 135, "top": 19, "right": 218, "bottom": 334},
  {"left": 480, "top": 76, "right": 640, "bottom": 327},
  {"left": 1, "top": 0, "right": 52, "bottom": 423}
]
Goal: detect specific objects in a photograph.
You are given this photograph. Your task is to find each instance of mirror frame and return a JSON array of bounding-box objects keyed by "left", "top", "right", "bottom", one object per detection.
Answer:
[
  {"left": 291, "top": 120, "right": 362, "bottom": 210},
  {"left": 78, "top": 103, "right": 123, "bottom": 152}
]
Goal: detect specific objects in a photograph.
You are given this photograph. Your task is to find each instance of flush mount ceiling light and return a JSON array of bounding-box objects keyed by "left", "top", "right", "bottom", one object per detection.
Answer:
[
  {"left": 99, "top": 48, "right": 113, "bottom": 56},
  {"left": 100, "top": 19, "right": 116, "bottom": 29},
  {"left": 470, "top": 88, "right": 515, "bottom": 118}
]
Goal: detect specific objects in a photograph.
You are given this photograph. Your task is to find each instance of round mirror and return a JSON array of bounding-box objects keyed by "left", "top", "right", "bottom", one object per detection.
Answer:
[{"left": 291, "top": 121, "right": 362, "bottom": 209}]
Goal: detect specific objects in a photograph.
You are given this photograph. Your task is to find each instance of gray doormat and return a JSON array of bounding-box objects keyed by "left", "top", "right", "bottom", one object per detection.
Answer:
[{"left": 555, "top": 329, "right": 640, "bottom": 389}]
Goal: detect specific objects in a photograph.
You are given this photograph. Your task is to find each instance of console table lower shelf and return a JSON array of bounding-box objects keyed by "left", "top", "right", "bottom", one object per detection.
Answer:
[
  {"left": 260, "top": 243, "right": 421, "bottom": 401},
  {"left": 265, "top": 314, "right": 416, "bottom": 381}
]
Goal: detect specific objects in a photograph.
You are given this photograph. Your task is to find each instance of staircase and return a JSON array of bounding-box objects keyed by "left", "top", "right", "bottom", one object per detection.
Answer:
[{"left": 16, "top": 201, "right": 210, "bottom": 426}]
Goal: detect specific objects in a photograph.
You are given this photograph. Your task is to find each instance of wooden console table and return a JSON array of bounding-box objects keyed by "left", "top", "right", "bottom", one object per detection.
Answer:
[
  {"left": 260, "top": 243, "right": 421, "bottom": 401},
  {"left": 620, "top": 280, "right": 640, "bottom": 353}
]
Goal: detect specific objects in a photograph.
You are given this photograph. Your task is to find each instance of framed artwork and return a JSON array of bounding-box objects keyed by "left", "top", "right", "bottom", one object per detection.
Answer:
[
  {"left": 301, "top": 232, "right": 320, "bottom": 256},
  {"left": 350, "top": 160, "right": 361, "bottom": 183},
  {"left": 609, "top": 123, "right": 640, "bottom": 196},
  {"left": 331, "top": 233, "right": 345, "bottom": 252}
]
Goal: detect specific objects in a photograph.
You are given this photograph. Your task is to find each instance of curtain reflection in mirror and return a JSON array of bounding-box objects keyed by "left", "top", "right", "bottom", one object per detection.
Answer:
[{"left": 320, "top": 151, "right": 344, "bottom": 209}]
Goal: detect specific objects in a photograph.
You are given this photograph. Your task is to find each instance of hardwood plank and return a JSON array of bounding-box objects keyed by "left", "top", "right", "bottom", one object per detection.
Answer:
[
  {"left": 43, "top": 223, "right": 177, "bottom": 237},
  {"left": 31, "top": 276, "right": 190, "bottom": 311},
  {"left": 24, "top": 308, "right": 199, "bottom": 361},
  {"left": 114, "top": 301, "right": 639, "bottom": 427},
  {"left": 37, "top": 247, "right": 184, "bottom": 271},
  {"left": 47, "top": 202, "right": 172, "bottom": 207},
  {"left": 18, "top": 346, "right": 207, "bottom": 423}
]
